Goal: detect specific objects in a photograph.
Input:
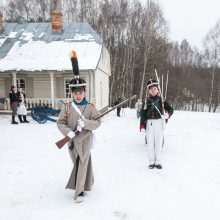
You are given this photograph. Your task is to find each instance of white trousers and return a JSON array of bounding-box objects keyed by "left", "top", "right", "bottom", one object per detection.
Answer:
[
  {"left": 17, "top": 104, "right": 27, "bottom": 115},
  {"left": 146, "top": 119, "right": 165, "bottom": 165}
]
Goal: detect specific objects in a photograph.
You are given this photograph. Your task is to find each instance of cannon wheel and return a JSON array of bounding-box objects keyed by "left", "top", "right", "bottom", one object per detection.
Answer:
[{"left": 31, "top": 106, "right": 48, "bottom": 124}]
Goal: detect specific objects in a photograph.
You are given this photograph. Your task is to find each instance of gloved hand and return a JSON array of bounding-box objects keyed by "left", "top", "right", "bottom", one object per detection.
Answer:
[
  {"left": 161, "top": 113, "right": 169, "bottom": 120},
  {"left": 77, "top": 124, "right": 83, "bottom": 132},
  {"left": 67, "top": 131, "right": 76, "bottom": 139},
  {"left": 76, "top": 119, "right": 85, "bottom": 132},
  {"left": 78, "top": 119, "right": 85, "bottom": 128},
  {"left": 140, "top": 128, "right": 146, "bottom": 135}
]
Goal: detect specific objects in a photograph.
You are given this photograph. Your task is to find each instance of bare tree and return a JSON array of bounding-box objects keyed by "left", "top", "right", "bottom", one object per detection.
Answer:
[
  {"left": 139, "top": 0, "right": 168, "bottom": 99},
  {"left": 36, "top": 0, "right": 49, "bottom": 21},
  {"left": 203, "top": 19, "right": 220, "bottom": 112}
]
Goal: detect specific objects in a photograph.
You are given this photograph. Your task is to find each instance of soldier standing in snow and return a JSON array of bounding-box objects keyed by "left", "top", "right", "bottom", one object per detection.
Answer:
[
  {"left": 140, "top": 79, "right": 173, "bottom": 169},
  {"left": 114, "top": 97, "right": 121, "bottom": 117},
  {"left": 17, "top": 87, "right": 29, "bottom": 123},
  {"left": 135, "top": 99, "right": 142, "bottom": 118},
  {"left": 57, "top": 51, "right": 101, "bottom": 203},
  {"left": 9, "top": 85, "right": 19, "bottom": 124}
]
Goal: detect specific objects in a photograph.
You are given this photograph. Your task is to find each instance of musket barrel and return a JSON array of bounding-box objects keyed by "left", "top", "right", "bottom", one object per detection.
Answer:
[
  {"left": 55, "top": 95, "right": 137, "bottom": 149},
  {"left": 155, "top": 69, "right": 165, "bottom": 114}
]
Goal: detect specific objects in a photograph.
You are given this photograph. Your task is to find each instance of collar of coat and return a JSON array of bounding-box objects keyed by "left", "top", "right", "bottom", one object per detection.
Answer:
[{"left": 73, "top": 98, "right": 88, "bottom": 106}]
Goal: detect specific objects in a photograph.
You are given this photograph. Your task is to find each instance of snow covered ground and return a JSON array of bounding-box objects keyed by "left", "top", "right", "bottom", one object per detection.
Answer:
[{"left": 0, "top": 109, "right": 220, "bottom": 220}]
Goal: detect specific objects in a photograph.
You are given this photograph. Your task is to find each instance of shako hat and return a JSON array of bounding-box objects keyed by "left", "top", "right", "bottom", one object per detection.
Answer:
[
  {"left": 69, "top": 50, "right": 87, "bottom": 92},
  {"left": 147, "top": 79, "right": 159, "bottom": 90}
]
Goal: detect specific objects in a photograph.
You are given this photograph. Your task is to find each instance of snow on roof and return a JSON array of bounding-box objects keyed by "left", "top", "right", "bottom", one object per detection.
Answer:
[
  {"left": 0, "top": 22, "right": 103, "bottom": 72},
  {"left": 0, "top": 38, "right": 6, "bottom": 47}
]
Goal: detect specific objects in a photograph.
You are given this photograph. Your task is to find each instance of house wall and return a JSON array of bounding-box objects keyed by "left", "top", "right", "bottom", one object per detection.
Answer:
[
  {"left": 97, "top": 46, "right": 111, "bottom": 76},
  {"left": 93, "top": 45, "right": 111, "bottom": 110},
  {"left": 0, "top": 72, "right": 38, "bottom": 98},
  {"left": 0, "top": 73, "right": 12, "bottom": 98},
  {"left": 26, "top": 78, "right": 34, "bottom": 98},
  {"left": 26, "top": 72, "right": 56, "bottom": 99},
  {"left": 0, "top": 78, "right": 5, "bottom": 97},
  {"left": 0, "top": 71, "right": 91, "bottom": 100},
  {"left": 33, "top": 76, "right": 51, "bottom": 98},
  {"left": 94, "top": 68, "right": 109, "bottom": 110},
  {"left": 56, "top": 77, "right": 64, "bottom": 98}
]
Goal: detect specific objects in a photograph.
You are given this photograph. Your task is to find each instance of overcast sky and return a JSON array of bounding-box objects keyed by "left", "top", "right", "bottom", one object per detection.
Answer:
[{"left": 150, "top": 0, "right": 220, "bottom": 49}]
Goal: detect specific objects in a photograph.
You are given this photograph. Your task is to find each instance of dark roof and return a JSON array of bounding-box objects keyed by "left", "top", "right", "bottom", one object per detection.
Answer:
[
  {"left": 0, "top": 22, "right": 102, "bottom": 59},
  {"left": 0, "top": 22, "right": 103, "bottom": 71}
]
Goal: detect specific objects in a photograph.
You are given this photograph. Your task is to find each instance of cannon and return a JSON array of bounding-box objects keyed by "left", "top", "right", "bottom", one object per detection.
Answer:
[{"left": 31, "top": 105, "right": 61, "bottom": 124}]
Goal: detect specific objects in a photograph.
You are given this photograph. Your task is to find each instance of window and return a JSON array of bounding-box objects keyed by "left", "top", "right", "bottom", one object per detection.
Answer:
[
  {"left": 16, "top": 78, "right": 26, "bottom": 94},
  {"left": 64, "top": 78, "right": 72, "bottom": 98}
]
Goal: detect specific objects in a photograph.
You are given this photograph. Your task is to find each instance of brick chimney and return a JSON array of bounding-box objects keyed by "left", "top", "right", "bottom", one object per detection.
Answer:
[
  {"left": 0, "top": 12, "right": 3, "bottom": 32},
  {"left": 51, "top": 10, "right": 63, "bottom": 33}
]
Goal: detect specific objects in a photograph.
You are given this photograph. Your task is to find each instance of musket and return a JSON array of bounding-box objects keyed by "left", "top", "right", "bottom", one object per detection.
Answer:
[
  {"left": 55, "top": 95, "right": 137, "bottom": 149},
  {"left": 165, "top": 71, "right": 169, "bottom": 100},
  {"left": 155, "top": 69, "right": 165, "bottom": 115}
]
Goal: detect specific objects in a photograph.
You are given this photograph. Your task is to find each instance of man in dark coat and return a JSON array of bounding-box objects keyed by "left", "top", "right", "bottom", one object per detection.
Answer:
[
  {"left": 114, "top": 97, "right": 121, "bottom": 117},
  {"left": 9, "top": 85, "right": 19, "bottom": 124}
]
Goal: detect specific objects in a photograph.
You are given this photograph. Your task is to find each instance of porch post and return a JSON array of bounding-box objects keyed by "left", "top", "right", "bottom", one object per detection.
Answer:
[
  {"left": 89, "top": 71, "right": 95, "bottom": 104},
  {"left": 12, "top": 72, "right": 17, "bottom": 86},
  {"left": 50, "top": 72, "right": 55, "bottom": 108}
]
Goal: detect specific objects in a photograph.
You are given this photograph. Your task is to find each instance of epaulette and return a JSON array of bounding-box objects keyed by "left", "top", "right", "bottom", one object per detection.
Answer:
[
  {"left": 88, "top": 101, "right": 95, "bottom": 107},
  {"left": 65, "top": 100, "right": 72, "bottom": 106}
]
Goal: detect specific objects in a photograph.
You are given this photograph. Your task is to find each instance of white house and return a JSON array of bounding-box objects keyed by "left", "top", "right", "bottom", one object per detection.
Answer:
[{"left": 0, "top": 11, "right": 111, "bottom": 111}]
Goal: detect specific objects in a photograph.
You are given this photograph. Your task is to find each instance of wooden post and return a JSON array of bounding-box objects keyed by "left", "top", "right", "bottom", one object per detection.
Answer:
[
  {"left": 12, "top": 72, "right": 17, "bottom": 86},
  {"left": 50, "top": 72, "right": 55, "bottom": 108}
]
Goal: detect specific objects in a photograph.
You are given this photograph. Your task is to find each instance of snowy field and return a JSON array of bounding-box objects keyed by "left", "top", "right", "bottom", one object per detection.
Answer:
[{"left": 0, "top": 109, "right": 220, "bottom": 220}]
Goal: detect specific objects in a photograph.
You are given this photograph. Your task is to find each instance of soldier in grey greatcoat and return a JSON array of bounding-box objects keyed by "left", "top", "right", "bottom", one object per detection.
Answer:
[{"left": 57, "top": 51, "right": 101, "bottom": 203}]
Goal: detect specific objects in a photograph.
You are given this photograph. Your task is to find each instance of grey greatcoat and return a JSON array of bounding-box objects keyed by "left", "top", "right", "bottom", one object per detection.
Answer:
[{"left": 57, "top": 102, "right": 101, "bottom": 199}]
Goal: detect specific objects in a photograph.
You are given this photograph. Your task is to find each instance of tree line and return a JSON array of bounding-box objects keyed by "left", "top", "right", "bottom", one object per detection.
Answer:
[{"left": 0, "top": 0, "right": 220, "bottom": 112}]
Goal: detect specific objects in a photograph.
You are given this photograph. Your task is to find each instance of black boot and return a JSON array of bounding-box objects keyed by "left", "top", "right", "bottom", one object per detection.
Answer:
[
  {"left": 12, "top": 116, "right": 18, "bottom": 124},
  {"left": 78, "top": 192, "right": 84, "bottom": 197},
  {"left": 155, "top": 164, "right": 162, "bottom": 169},
  {"left": 23, "top": 115, "right": 29, "bottom": 123},
  {"left": 149, "top": 164, "right": 155, "bottom": 169},
  {"left": 18, "top": 115, "right": 24, "bottom": 123}
]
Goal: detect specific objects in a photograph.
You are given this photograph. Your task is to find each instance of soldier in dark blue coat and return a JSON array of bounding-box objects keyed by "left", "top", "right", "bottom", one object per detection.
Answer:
[
  {"left": 114, "top": 97, "right": 121, "bottom": 117},
  {"left": 140, "top": 79, "right": 174, "bottom": 169}
]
